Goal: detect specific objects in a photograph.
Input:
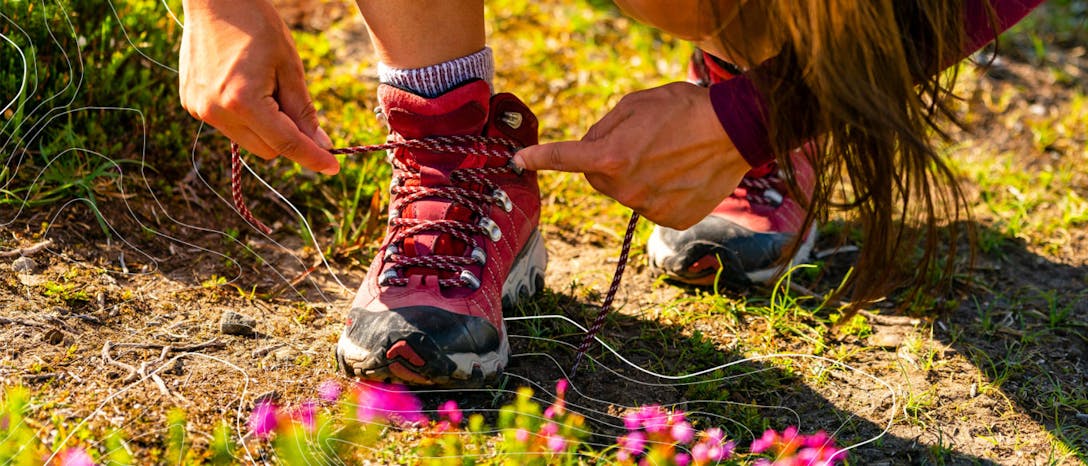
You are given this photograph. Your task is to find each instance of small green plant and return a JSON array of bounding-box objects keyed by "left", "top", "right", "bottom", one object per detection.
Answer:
[
  {"left": 201, "top": 275, "right": 228, "bottom": 289},
  {"left": 42, "top": 280, "right": 92, "bottom": 305}
]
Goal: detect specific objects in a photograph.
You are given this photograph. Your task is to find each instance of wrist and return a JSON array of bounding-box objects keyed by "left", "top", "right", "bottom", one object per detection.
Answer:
[{"left": 183, "top": 0, "right": 274, "bottom": 15}]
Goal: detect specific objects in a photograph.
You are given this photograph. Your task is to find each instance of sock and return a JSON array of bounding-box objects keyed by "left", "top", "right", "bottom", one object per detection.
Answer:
[{"left": 378, "top": 47, "right": 494, "bottom": 97}]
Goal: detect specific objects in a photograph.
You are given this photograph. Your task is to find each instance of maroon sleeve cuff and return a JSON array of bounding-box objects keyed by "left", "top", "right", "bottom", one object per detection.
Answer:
[
  {"left": 708, "top": 76, "right": 775, "bottom": 169},
  {"left": 966, "top": 0, "right": 1044, "bottom": 53}
]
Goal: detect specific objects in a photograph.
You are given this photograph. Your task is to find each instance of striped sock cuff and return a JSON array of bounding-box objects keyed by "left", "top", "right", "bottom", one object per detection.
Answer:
[{"left": 378, "top": 47, "right": 494, "bottom": 98}]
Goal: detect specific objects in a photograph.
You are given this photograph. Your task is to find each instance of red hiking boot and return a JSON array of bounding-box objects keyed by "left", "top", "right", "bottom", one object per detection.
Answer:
[
  {"left": 336, "top": 80, "right": 547, "bottom": 386},
  {"left": 647, "top": 51, "right": 817, "bottom": 287}
]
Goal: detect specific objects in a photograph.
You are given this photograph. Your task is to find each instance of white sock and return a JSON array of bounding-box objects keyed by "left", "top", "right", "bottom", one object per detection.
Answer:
[{"left": 377, "top": 47, "right": 494, "bottom": 97}]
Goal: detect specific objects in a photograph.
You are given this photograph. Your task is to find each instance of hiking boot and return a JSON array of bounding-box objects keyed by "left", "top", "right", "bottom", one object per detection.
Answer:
[
  {"left": 647, "top": 51, "right": 817, "bottom": 288},
  {"left": 336, "top": 79, "right": 547, "bottom": 386}
]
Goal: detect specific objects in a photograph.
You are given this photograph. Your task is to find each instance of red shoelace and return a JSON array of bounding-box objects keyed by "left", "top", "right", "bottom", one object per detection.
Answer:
[{"left": 229, "top": 137, "right": 638, "bottom": 376}]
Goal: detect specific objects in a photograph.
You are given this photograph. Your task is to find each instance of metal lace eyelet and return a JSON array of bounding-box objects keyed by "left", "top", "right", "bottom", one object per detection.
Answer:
[
  {"left": 478, "top": 217, "right": 502, "bottom": 242},
  {"left": 384, "top": 244, "right": 399, "bottom": 261},
  {"left": 379, "top": 269, "right": 399, "bottom": 286},
  {"left": 763, "top": 188, "right": 784, "bottom": 206},
  {"left": 493, "top": 188, "right": 513, "bottom": 212},
  {"left": 388, "top": 208, "right": 400, "bottom": 220},
  {"left": 501, "top": 111, "right": 523, "bottom": 129},
  {"left": 507, "top": 158, "right": 524, "bottom": 176},
  {"left": 390, "top": 175, "right": 401, "bottom": 194},
  {"left": 459, "top": 270, "right": 481, "bottom": 290},
  {"left": 470, "top": 247, "right": 487, "bottom": 265}
]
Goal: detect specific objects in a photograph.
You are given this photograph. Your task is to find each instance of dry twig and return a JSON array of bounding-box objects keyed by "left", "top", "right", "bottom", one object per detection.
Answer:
[
  {"left": 22, "top": 373, "right": 62, "bottom": 383},
  {"left": 0, "top": 317, "right": 49, "bottom": 328},
  {"left": 0, "top": 239, "right": 54, "bottom": 258},
  {"left": 251, "top": 343, "right": 287, "bottom": 358}
]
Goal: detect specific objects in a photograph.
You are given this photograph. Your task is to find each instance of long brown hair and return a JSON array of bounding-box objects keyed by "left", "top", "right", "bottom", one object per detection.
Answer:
[{"left": 724, "top": 1, "right": 995, "bottom": 305}]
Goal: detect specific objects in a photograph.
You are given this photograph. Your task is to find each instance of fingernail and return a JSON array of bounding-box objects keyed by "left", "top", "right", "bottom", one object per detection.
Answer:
[
  {"left": 320, "top": 162, "right": 340, "bottom": 176},
  {"left": 512, "top": 153, "right": 527, "bottom": 171},
  {"left": 315, "top": 127, "right": 333, "bottom": 149}
]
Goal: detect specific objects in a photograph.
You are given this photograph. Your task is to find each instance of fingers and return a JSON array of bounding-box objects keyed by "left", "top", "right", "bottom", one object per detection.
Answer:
[
  {"left": 513, "top": 122, "right": 626, "bottom": 174},
  {"left": 277, "top": 66, "right": 334, "bottom": 151},
  {"left": 218, "top": 124, "right": 279, "bottom": 161},
  {"left": 245, "top": 95, "right": 340, "bottom": 175},
  {"left": 514, "top": 141, "right": 598, "bottom": 173}
]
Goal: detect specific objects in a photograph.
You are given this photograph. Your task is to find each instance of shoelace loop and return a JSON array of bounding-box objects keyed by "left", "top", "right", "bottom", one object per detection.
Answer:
[{"left": 230, "top": 137, "right": 638, "bottom": 376}]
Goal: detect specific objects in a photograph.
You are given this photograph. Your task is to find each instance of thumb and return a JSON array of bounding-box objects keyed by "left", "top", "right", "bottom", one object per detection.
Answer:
[
  {"left": 277, "top": 67, "right": 339, "bottom": 172},
  {"left": 514, "top": 140, "right": 602, "bottom": 174}
]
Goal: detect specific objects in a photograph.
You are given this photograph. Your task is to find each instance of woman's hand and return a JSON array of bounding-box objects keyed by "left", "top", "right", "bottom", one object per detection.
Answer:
[
  {"left": 513, "top": 82, "right": 751, "bottom": 229},
  {"left": 179, "top": 0, "right": 339, "bottom": 174}
]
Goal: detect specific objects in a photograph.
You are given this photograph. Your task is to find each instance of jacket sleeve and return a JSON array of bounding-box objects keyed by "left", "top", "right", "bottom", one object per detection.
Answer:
[{"left": 709, "top": 0, "right": 1046, "bottom": 169}]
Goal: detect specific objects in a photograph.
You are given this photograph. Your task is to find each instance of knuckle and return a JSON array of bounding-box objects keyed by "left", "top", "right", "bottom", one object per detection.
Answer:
[
  {"left": 271, "top": 138, "right": 302, "bottom": 158},
  {"left": 583, "top": 124, "right": 605, "bottom": 142},
  {"left": 297, "top": 103, "right": 320, "bottom": 128},
  {"left": 596, "top": 152, "right": 626, "bottom": 176},
  {"left": 219, "top": 87, "right": 254, "bottom": 114},
  {"left": 184, "top": 98, "right": 215, "bottom": 122},
  {"left": 545, "top": 145, "right": 566, "bottom": 171}
]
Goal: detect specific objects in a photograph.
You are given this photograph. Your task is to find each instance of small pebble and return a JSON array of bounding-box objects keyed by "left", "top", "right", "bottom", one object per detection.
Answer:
[
  {"left": 868, "top": 328, "right": 904, "bottom": 348},
  {"left": 42, "top": 328, "right": 65, "bottom": 345},
  {"left": 11, "top": 256, "right": 36, "bottom": 273},
  {"left": 220, "top": 310, "right": 257, "bottom": 336},
  {"left": 273, "top": 347, "right": 296, "bottom": 363},
  {"left": 254, "top": 390, "right": 280, "bottom": 404}
]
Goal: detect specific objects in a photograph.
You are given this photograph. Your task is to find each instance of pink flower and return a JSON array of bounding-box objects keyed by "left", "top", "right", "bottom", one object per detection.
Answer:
[
  {"left": 668, "top": 411, "right": 687, "bottom": 425},
  {"left": 691, "top": 442, "right": 709, "bottom": 463},
  {"left": 546, "top": 434, "right": 567, "bottom": 453},
  {"left": 58, "top": 447, "right": 96, "bottom": 466},
  {"left": 354, "top": 382, "right": 427, "bottom": 425},
  {"left": 674, "top": 452, "right": 691, "bottom": 466},
  {"left": 618, "top": 431, "right": 646, "bottom": 455},
  {"left": 293, "top": 401, "right": 317, "bottom": 432},
  {"left": 249, "top": 400, "right": 279, "bottom": 438},
  {"left": 549, "top": 379, "right": 568, "bottom": 417},
  {"left": 623, "top": 411, "right": 643, "bottom": 430},
  {"left": 671, "top": 421, "right": 694, "bottom": 444},
  {"left": 540, "top": 422, "right": 559, "bottom": 436},
  {"left": 434, "top": 420, "right": 453, "bottom": 433},
  {"left": 639, "top": 406, "right": 668, "bottom": 433},
  {"left": 803, "top": 431, "right": 830, "bottom": 449},
  {"left": 438, "top": 400, "right": 463, "bottom": 425},
  {"left": 515, "top": 428, "right": 530, "bottom": 443},
  {"left": 556, "top": 378, "right": 569, "bottom": 397},
  {"left": 318, "top": 380, "right": 342, "bottom": 403},
  {"left": 704, "top": 427, "right": 724, "bottom": 444},
  {"left": 689, "top": 428, "right": 733, "bottom": 463},
  {"left": 707, "top": 440, "right": 735, "bottom": 462},
  {"left": 749, "top": 427, "right": 845, "bottom": 465}
]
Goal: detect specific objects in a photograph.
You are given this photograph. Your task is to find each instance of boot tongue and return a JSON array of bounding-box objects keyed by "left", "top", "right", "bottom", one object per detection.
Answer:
[
  {"left": 378, "top": 80, "right": 493, "bottom": 277},
  {"left": 379, "top": 80, "right": 492, "bottom": 174}
]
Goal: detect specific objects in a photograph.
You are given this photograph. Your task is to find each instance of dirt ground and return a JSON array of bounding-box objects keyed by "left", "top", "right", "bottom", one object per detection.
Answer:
[{"left": 2, "top": 2, "right": 1087, "bottom": 465}]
